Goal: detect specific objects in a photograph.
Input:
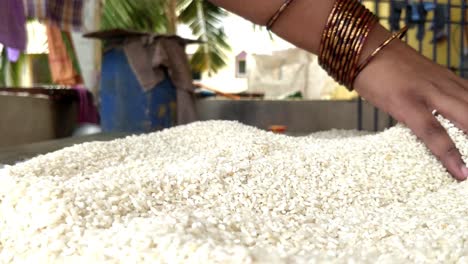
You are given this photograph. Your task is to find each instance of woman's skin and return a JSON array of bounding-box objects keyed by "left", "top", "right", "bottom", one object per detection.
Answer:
[{"left": 209, "top": 0, "right": 468, "bottom": 181}]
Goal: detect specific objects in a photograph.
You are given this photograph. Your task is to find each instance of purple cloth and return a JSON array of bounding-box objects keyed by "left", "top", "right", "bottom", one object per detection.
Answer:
[
  {"left": 7, "top": 48, "right": 21, "bottom": 62},
  {"left": 73, "top": 87, "right": 100, "bottom": 124},
  {"left": 24, "top": 0, "right": 84, "bottom": 31},
  {"left": 0, "top": 0, "right": 27, "bottom": 50}
]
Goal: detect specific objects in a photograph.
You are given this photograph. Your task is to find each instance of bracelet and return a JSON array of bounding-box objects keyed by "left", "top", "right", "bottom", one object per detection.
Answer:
[
  {"left": 345, "top": 12, "right": 376, "bottom": 85},
  {"left": 266, "top": 0, "right": 296, "bottom": 31},
  {"left": 268, "top": 0, "right": 402, "bottom": 92},
  {"left": 318, "top": 0, "right": 377, "bottom": 90},
  {"left": 320, "top": 0, "right": 355, "bottom": 75},
  {"left": 318, "top": 0, "right": 343, "bottom": 66},
  {"left": 347, "top": 12, "right": 378, "bottom": 86},
  {"left": 351, "top": 26, "right": 408, "bottom": 87},
  {"left": 333, "top": 2, "right": 369, "bottom": 83}
]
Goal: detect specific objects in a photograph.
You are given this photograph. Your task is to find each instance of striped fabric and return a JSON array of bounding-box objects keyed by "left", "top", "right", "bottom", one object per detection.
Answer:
[{"left": 23, "top": 0, "right": 83, "bottom": 31}]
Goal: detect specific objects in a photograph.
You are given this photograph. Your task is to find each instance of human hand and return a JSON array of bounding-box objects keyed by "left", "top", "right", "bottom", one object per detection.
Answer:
[{"left": 354, "top": 26, "right": 468, "bottom": 181}]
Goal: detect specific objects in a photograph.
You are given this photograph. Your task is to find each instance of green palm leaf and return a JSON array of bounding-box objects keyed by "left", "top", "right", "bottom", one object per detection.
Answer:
[
  {"left": 101, "top": 0, "right": 230, "bottom": 74},
  {"left": 178, "top": 0, "right": 229, "bottom": 74},
  {"left": 102, "top": 0, "right": 169, "bottom": 34}
]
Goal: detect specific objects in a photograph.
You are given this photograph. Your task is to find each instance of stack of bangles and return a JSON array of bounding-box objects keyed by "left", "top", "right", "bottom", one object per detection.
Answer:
[{"left": 266, "top": 0, "right": 408, "bottom": 91}]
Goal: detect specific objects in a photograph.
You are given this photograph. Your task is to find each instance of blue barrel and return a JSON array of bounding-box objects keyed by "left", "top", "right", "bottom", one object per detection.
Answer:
[{"left": 100, "top": 48, "right": 177, "bottom": 133}]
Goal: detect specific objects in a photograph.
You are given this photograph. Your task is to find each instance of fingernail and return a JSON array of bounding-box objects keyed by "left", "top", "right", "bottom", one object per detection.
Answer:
[{"left": 462, "top": 166, "right": 468, "bottom": 180}]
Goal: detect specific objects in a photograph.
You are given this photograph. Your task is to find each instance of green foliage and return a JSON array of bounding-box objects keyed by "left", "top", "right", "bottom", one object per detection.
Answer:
[
  {"left": 178, "top": 0, "right": 230, "bottom": 75},
  {"left": 101, "top": 0, "right": 230, "bottom": 74},
  {"left": 102, "top": 0, "right": 169, "bottom": 33},
  {"left": 0, "top": 48, "right": 6, "bottom": 86},
  {"left": 0, "top": 48, "right": 23, "bottom": 87}
]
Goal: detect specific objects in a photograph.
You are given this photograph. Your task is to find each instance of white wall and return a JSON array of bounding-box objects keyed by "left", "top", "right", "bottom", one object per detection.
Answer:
[{"left": 179, "top": 14, "right": 294, "bottom": 94}]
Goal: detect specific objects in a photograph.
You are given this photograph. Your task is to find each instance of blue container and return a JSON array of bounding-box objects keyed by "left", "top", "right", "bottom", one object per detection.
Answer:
[{"left": 100, "top": 48, "right": 177, "bottom": 133}]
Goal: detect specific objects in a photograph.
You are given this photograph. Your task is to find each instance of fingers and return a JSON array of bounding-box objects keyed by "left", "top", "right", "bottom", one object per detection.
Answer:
[
  {"left": 404, "top": 103, "right": 467, "bottom": 181},
  {"left": 443, "top": 78, "right": 468, "bottom": 104},
  {"left": 429, "top": 91, "right": 468, "bottom": 134},
  {"left": 438, "top": 63, "right": 468, "bottom": 92},
  {"left": 449, "top": 75, "right": 468, "bottom": 92}
]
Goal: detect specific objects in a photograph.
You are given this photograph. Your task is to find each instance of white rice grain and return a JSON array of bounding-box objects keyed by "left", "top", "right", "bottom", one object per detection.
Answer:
[{"left": 0, "top": 118, "right": 467, "bottom": 263}]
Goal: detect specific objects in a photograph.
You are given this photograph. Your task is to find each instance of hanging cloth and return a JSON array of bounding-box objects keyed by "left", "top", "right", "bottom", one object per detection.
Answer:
[
  {"left": 430, "top": 4, "right": 448, "bottom": 43},
  {"left": 0, "top": 0, "right": 27, "bottom": 50},
  {"left": 7, "top": 48, "right": 21, "bottom": 62},
  {"left": 389, "top": 0, "right": 406, "bottom": 32},
  {"left": 23, "top": 0, "right": 84, "bottom": 31},
  {"left": 46, "top": 23, "right": 82, "bottom": 85},
  {"left": 73, "top": 85, "right": 100, "bottom": 125},
  {"left": 123, "top": 36, "right": 198, "bottom": 125}
]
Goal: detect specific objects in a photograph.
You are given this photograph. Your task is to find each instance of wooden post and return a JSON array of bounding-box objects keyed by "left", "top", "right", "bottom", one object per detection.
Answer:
[
  {"left": 166, "top": 0, "right": 178, "bottom": 35},
  {"left": 92, "top": 0, "right": 102, "bottom": 100}
]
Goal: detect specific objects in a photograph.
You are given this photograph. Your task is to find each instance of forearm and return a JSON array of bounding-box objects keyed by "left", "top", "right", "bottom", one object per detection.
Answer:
[
  {"left": 209, "top": 0, "right": 332, "bottom": 53},
  {"left": 209, "top": 0, "right": 392, "bottom": 62}
]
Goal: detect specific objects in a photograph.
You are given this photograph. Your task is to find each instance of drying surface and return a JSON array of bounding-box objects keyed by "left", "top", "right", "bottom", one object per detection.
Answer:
[{"left": 0, "top": 120, "right": 467, "bottom": 263}]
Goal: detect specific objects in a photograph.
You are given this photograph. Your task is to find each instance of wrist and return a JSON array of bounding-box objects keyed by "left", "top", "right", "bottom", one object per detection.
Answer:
[{"left": 358, "top": 24, "right": 393, "bottom": 65}]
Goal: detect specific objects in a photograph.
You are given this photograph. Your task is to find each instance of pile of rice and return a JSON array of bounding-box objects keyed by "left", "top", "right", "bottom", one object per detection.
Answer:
[{"left": 0, "top": 119, "right": 467, "bottom": 263}]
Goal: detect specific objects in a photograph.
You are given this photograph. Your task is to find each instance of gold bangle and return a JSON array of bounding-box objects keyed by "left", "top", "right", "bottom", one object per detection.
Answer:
[
  {"left": 328, "top": 0, "right": 360, "bottom": 73},
  {"left": 333, "top": 2, "right": 366, "bottom": 83},
  {"left": 347, "top": 11, "right": 378, "bottom": 86},
  {"left": 351, "top": 26, "right": 408, "bottom": 86},
  {"left": 320, "top": 0, "right": 351, "bottom": 74},
  {"left": 319, "top": 0, "right": 377, "bottom": 89},
  {"left": 266, "top": 0, "right": 296, "bottom": 31},
  {"left": 341, "top": 10, "right": 372, "bottom": 84},
  {"left": 319, "top": 0, "right": 342, "bottom": 60}
]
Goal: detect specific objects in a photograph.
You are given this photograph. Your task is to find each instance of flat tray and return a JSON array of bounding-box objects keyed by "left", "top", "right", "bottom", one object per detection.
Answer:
[{"left": 0, "top": 133, "right": 130, "bottom": 166}]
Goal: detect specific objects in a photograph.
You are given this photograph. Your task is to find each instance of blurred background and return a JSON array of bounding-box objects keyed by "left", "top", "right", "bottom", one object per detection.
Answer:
[{"left": 0, "top": 0, "right": 466, "bottom": 158}]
